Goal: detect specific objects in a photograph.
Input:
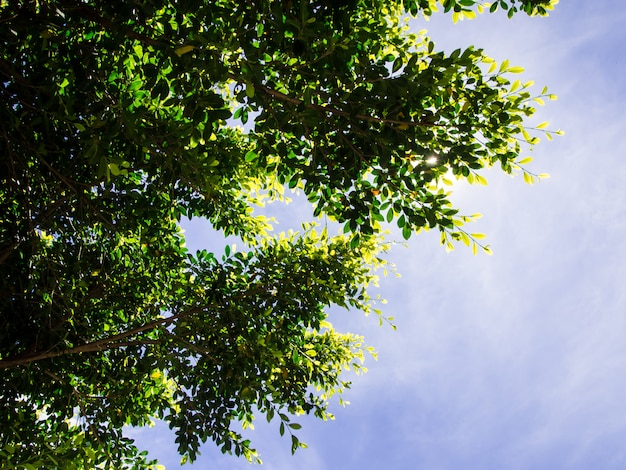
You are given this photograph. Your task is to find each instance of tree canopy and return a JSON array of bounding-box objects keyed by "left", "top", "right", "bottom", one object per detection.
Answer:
[{"left": 0, "top": 0, "right": 560, "bottom": 467}]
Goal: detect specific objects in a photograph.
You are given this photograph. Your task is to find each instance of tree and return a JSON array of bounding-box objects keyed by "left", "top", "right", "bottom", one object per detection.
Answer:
[{"left": 0, "top": 0, "right": 561, "bottom": 467}]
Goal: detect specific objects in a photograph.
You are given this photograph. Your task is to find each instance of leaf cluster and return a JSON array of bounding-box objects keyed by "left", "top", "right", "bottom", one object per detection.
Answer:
[{"left": 0, "top": 0, "right": 559, "bottom": 466}]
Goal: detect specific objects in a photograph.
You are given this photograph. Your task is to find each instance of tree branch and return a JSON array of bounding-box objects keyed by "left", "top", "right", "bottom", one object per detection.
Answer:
[
  {"left": 0, "top": 279, "right": 271, "bottom": 369},
  {"left": 252, "top": 81, "right": 436, "bottom": 129},
  {"left": 0, "top": 307, "right": 198, "bottom": 369}
]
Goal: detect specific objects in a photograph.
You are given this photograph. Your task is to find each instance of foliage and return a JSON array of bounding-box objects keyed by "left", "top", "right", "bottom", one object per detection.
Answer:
[{"left": 0, "top": 0, "right": 559, "bottom": 467}]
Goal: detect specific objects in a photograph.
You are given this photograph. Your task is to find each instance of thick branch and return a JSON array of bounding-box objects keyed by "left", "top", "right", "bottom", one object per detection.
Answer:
[
  {"left": 0, "top": 279, "right": 269, "bottom": 369},
  {"left": 0, "top": 244, "right": 18, "bottom": 265},
  {"left": 0, "top": 307, "right": 198, "bottom": 369}
]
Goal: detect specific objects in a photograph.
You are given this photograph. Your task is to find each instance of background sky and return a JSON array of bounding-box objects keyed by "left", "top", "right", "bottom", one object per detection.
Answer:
[{"left": 130, "top": 2, "right": 626, "bottom": 468}]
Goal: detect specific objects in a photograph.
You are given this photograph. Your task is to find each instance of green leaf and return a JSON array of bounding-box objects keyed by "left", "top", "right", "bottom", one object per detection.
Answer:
[
  {"left": 392, "top": 57, "right": 403, "bottom": 73},
  {"left": 402, "top": 225, "right": 412, "bottom": 240}
]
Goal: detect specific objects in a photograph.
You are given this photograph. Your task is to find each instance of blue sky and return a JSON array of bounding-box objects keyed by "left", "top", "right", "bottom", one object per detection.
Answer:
[{"left": 130, "top": 2, "right": 626, "bottom": 468}]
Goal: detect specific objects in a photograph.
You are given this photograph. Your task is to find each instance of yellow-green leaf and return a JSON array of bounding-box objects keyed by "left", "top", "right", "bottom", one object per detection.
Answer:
[
  {"left": 523, "top": 172, "right": 535, "bottom": 185},
  {"left": 245, "top": 81, "right": 255, "bottom": 98},
  {"left": 461, "top": 232, "right": 471, "bottom": 247},
  {"left": 462, "top": 10, "right": 476, "bottom": 19},
  {"left": 174, "top": 45, "right": 195, "bottom": 57}
]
